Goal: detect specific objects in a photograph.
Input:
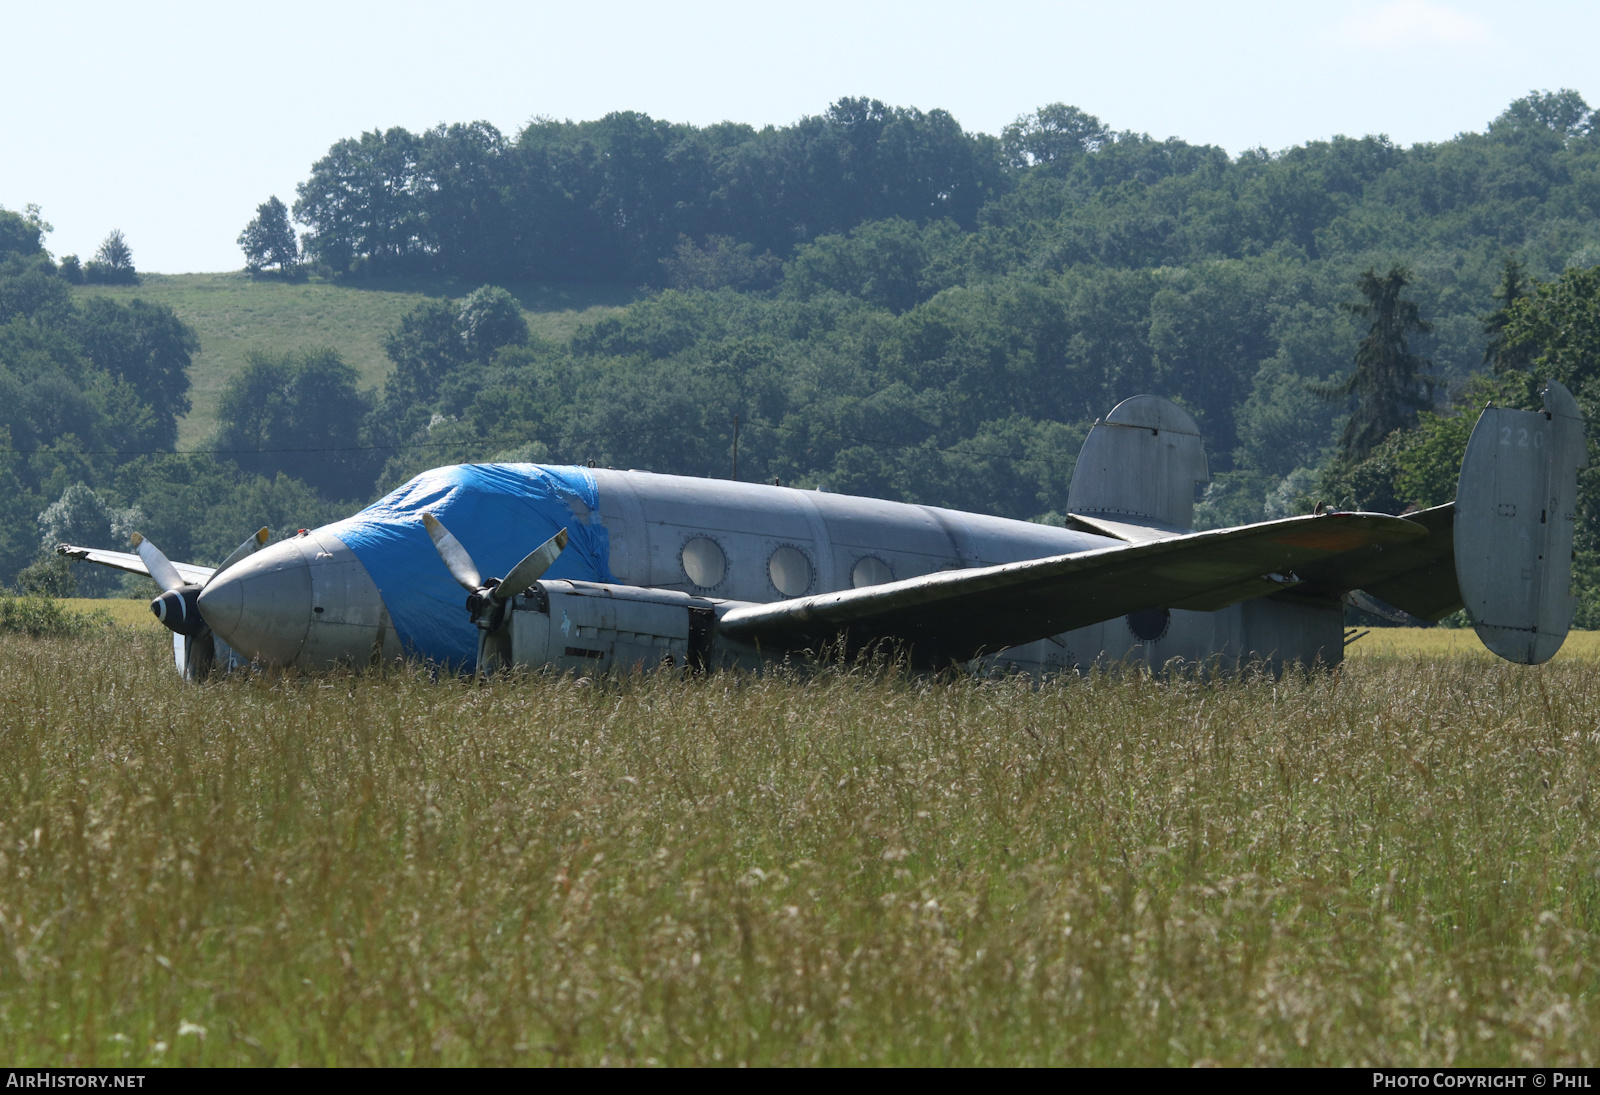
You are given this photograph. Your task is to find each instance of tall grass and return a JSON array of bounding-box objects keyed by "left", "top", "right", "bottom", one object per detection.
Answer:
[{"left": 2, "top": 632, "right": 1599, "bottom": 1065}]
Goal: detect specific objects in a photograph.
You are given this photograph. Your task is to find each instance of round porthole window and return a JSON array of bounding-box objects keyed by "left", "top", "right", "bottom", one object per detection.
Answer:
[
  {"left": 768, "top": 546, "right": 813, "bottom": 597},
  {"left": 1125, "top": 608, "right": 1171, "bottom": 642},
  {"left": 851, "top": 556, "right": 893, "bottom": 588},
  {"left": 681, "top": 536, "right": 726, "bottom": 588}
]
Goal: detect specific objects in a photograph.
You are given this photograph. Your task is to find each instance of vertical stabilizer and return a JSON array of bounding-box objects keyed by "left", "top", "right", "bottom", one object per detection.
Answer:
[
  {"left": 1454, "top": 380, "right": 1588, "bottom": 664},
  {"left": 1067, "top": 395, "right": 1210, "bottom": 530}
]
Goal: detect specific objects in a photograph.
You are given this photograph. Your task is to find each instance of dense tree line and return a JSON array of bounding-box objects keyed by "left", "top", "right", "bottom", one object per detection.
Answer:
[
  {"left": 264, "top": 93, "right": 1600, "bottom": 521},
  {"left": 279, "top": 92, "right": 1600, "bottom": 505},
  {"left": 269, "top": 90, "right": 1600, "bottom": 617},
  {"left": 293, "top": 100, "right": 1005, "bottom": 281}
]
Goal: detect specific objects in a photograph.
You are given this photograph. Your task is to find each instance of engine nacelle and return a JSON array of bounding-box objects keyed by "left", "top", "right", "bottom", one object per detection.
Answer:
[{"left": 501, "top": 579, "right": 729, "bottom": 674}]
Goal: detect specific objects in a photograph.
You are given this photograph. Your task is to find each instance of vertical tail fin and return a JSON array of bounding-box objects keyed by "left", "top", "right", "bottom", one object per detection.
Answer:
[
  {"left": 1067, "top": 395, "right": 1210, "bottom": 531},
  {"left": 1454, "top": 379, "right": 1588, "bottom": 664}
]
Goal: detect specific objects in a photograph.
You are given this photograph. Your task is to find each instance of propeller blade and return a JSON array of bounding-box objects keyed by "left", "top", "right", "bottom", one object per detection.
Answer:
[
  {"left": 131, "top": 532, "right": 187, "bottom": 593},
  {"left": 208, "top": 527, "right": 270, "bottom": 586},
  {"left": 493, "top": 528, "right": 569, "bottom": 602},
  {"left": 177, "top": 627, "right": 216, "bottom": 681},
  {"left": 422, "top": 513, "right": 482, "bottom": 591}
]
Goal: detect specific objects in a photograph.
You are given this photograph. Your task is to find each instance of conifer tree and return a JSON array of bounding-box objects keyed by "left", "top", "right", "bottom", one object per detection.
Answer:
[
  {"left": 1483, "top": 255, "right": 1534, "bottom": 375},
  {"left": 1317, "top": 266, "right": 1434, "bottom": 466}
]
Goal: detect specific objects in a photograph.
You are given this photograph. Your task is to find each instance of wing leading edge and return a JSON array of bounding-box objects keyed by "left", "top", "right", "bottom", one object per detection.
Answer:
[
  {"left": 55, "top": 545, "right": 215, "bottom": 588},
  {"left": 717, "top": 511, "right": 1428, "bottom": 665}
]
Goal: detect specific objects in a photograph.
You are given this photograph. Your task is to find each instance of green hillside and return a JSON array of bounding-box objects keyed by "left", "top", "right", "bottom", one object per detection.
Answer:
[{"left": 75, "top": 274, "right": 636, "bottom": 447}]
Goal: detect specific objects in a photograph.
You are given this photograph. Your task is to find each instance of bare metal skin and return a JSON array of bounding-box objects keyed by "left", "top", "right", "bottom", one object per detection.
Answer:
[{"left": 195, "top": 467, "right": 1341, "bottom": 675}]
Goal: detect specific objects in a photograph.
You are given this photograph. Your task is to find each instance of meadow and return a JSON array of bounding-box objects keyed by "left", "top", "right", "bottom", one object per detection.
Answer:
[
  {"left": 75, "top": 275, "right": 637, "bottom": 447},
  {"left": 3, "top": 623, "right": 1600, "bottom": 1066}
]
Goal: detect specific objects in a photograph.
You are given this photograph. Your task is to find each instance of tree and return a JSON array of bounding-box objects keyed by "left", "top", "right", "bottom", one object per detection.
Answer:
[
  {"left": 0, "top": 204, "right": 49, "bottom": 258},
  {"left": 35, "top": 484, "right": 143, "bottom": 596},
  {"left": 213, "top": 348, "right": 378, "bottom": 500},
  {"left": 1316, "top": 266, "right": 1434, "bottom": 467},
  {"left": 84, "top": 230, "right": 137, "bottom": 285},
  {"left": 1001, "top": 104, "right": 1110, "bottom": 170},
  {"left": 457, "top": 285, "right": 528, "bottom": 360},
  {"left": 781, "top": 219, "right": 967, "bottom": 314},
  {"left": 237, "top": 196, "right": 300, "bottom": 276},
  {"left": 1500, "top": 262, "right": 1600, "bottom": 397},
  {"left": 1482, "top": 256, "right": 1535, "bottom": 375},
  {"left": 73, "top": 298, "right": 199, "bottom": 447},
  {"left": 660, "top": 235, "right": 782, "bottom": 292},
  {"left": 1490, "top": 88, "right": 1593, "bottom": 141}
]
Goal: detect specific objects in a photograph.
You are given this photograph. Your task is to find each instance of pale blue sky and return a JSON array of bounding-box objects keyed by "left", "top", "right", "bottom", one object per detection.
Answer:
[{"left": 3, "top": 0, "right": 1595, "bottom": 272}]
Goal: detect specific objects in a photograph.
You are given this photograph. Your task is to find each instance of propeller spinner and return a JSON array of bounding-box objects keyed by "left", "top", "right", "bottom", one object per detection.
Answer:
[
  {"left": 138, "top": 527, "right": 270, "bottom": 679},
  {"left": 422, "top": 513, "right": 568, "bottom": 671}
]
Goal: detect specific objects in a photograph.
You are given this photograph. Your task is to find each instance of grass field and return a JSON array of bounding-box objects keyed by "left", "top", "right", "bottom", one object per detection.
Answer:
[
  {"left": 1346, "top": 626, "right": 1600, "bottom": 660},
  {"left": 58, "top": 598, "right": 162, "bottom": 631},
  {"left": 4, "top": 629, "right": 1600, "bottom": 1066},
  {"left": 77, "top": 274, "right": 637, "bottom": 448}
]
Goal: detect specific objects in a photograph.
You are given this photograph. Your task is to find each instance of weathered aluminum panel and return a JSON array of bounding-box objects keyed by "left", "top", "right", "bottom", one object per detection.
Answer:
[
  {"left": 1454, "top": 381, "right": 1588, "bottom": 664},
  {"left": 195, "top": 536, "right": 312, "bottom": 666},
  {"left": 300, "top": 530, "right": 406, "bottom": 669},
  {"left": 592, "top": 469, "right": 1109, "bottom": 607},
  {"left": 717, "top": 511, "right": 1420, "bottom": 666},
  {"left": 509, "top": 580, "right": 723, "bottom": 675},
  {"left": 1066, "top": 395, "right": 1210, "bottom": 529},
  {"left": 196, "top": 530, "right": 402, "bottom": 670}
]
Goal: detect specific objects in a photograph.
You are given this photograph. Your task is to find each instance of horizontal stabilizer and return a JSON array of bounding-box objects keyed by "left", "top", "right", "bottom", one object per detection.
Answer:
[
  {"left": 1063, "top": 512, "right": 1190, "bottom": 543},
  {"left": 717, "top": 511, "right": 1426, "bottom": 666}
]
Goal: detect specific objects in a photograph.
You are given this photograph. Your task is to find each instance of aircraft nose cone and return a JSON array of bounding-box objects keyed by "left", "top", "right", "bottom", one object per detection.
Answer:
[{"left": 197, "top": 538, "right": 312, "bottom": 666}]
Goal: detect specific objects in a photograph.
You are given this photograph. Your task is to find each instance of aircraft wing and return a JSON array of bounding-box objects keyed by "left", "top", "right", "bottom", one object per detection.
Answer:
[
  {"left": 716, "top": 511, "right": 1428, "bottom": 665},
  {"left": 55, "top": 544, "right": 215, "bottom": 588},
  {"left": 1276, "top": 503, "right": 1461, "bottom": 621}
]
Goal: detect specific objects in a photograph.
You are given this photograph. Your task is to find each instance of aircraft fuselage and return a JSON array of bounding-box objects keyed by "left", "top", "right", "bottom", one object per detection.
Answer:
[{"left": 195, "top": 465, "right": 1344, "bottom": 676}]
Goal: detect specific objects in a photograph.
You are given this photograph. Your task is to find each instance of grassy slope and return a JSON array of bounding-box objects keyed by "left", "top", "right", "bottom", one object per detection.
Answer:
[
  {"left": 4, "top": 631, "right": 1600, "bottom": 1065},
  {"left": 76, "top": 273, "right": 636, "bottom": 448}
]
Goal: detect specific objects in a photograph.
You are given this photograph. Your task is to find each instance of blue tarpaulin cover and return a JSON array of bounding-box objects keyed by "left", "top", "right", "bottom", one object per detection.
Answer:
[{"left": 325, "top": 464, "right": 615, "bottom": 667}]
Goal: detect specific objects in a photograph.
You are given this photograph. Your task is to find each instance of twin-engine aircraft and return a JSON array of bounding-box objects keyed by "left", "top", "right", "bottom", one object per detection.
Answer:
[{"left": 59, "top": 386, "right": 1588, "bottom": 680}]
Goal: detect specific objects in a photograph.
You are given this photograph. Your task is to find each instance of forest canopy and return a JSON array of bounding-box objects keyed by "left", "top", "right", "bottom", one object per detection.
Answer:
[{"left": 287, "top": 92, "right": 1600, "bottom": 514}]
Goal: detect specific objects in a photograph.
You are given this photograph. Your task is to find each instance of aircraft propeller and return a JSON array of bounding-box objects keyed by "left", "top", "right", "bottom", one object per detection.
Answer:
[
  {"left": 422, "top": 512, "right": 568, "bottom": 671},
  {"left": 137, "top": 527, "right": 270, "bottom": 680}
]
